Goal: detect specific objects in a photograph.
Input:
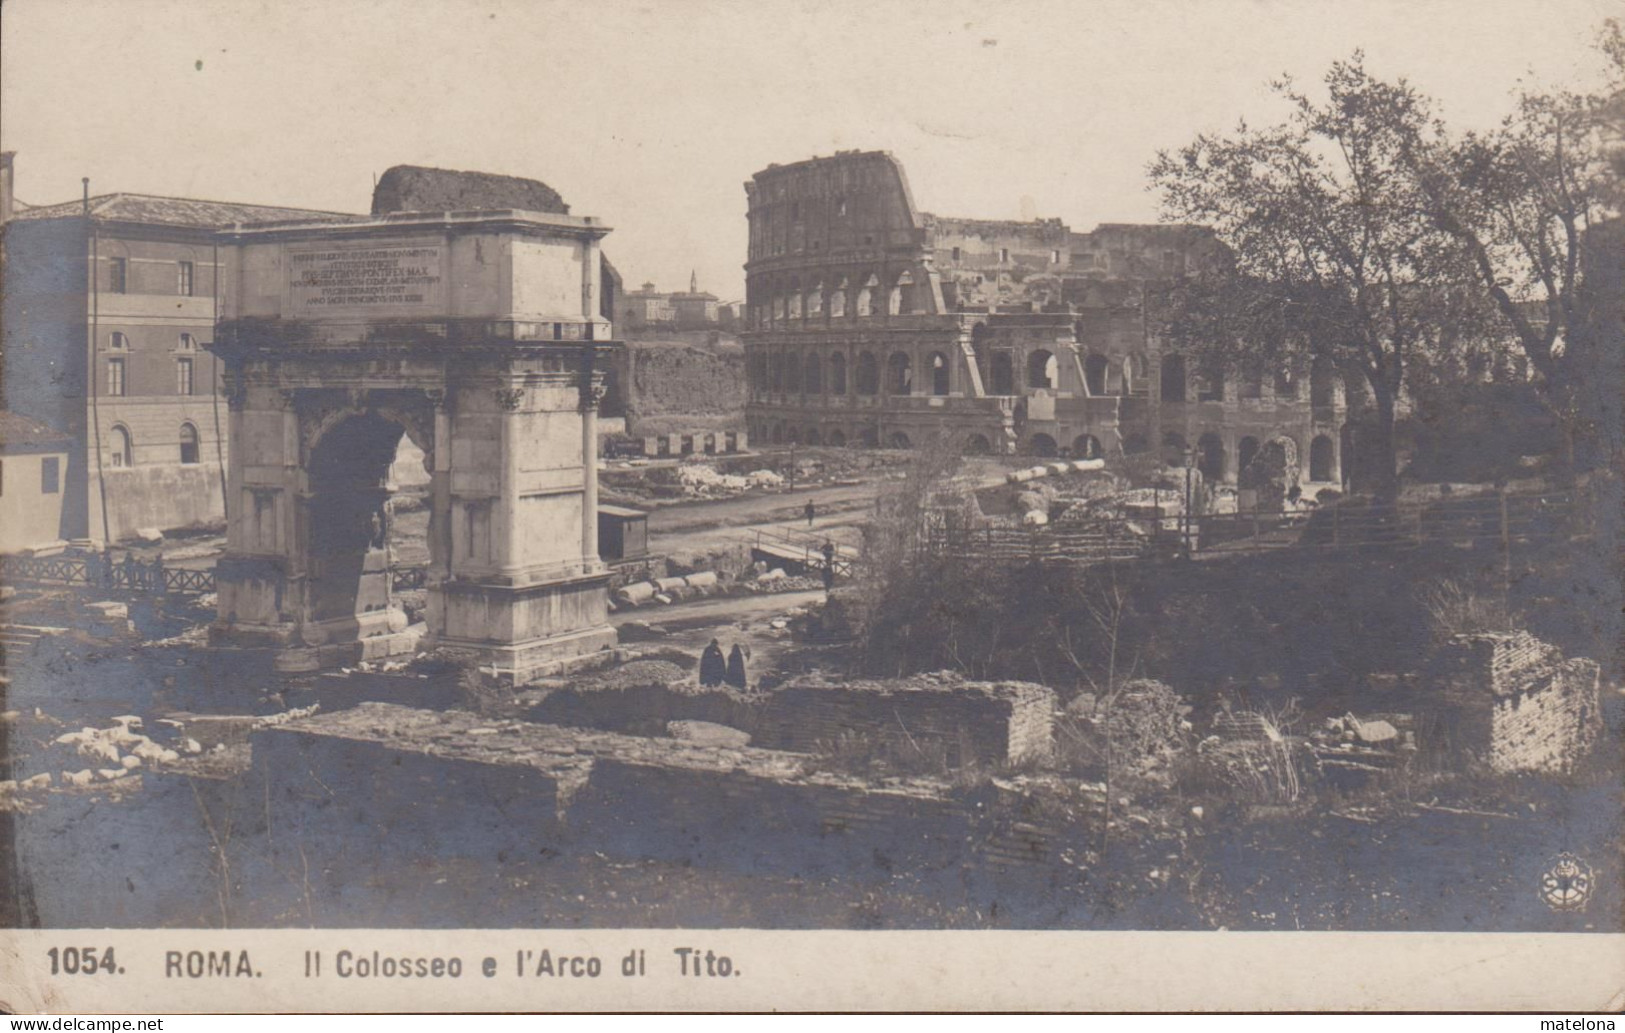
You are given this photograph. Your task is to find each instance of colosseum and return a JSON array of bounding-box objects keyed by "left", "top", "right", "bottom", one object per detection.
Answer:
[{"left": 741, "top": 150, "right": 1350, "bottom": 487}]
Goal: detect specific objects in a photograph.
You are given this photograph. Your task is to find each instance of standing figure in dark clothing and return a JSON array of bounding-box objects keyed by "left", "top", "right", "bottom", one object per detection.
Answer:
[
  {"left": 725, "top": 644, "right": 749, "bottom": 689},
  {"left": 804, "top": 499, "right": 816, "bottom": 528},
  {"left": 699, "top": 638, "right": 726, "bottom": 687},
  {"left": 820, "top": 539, "right": 837, "bottom": 592}
]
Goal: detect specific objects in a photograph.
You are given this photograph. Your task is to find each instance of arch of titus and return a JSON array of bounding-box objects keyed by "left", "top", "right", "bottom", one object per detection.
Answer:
[{"left": 207, "top": 208, "right": 617, "bottom": 683}]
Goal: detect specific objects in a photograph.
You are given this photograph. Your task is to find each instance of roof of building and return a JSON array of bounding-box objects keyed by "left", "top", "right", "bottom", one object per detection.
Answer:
[
  {"left": 0, "top": 411, "right": 72, "bottom": 452},
  {"left": 371, "top": 165, "right": 570, "bottom": 217},
  {"left": 8, "top": 192, "right": 358, "bottom": 227}
]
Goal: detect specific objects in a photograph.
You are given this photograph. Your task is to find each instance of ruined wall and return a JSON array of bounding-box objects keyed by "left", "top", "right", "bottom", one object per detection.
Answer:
[
  {"left": 1442, "top": 632, "right": 1603, "bottom": 775},
  {"left": 1487, "top": 658, "right": 1602, "bottom": 774},
  {"left": 620, "top": 333, "right": 746, "bottom": 436},
  {"left": 251, "top": 704, "right": 1097, "bottom": 887},
  {"left": 750, "top": 675, "right": 1056, "bottom": 767}
]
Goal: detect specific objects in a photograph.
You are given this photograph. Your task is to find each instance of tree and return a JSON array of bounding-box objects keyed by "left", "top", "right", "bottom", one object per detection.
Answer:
[
  {"left": 1150, "top": 55, "right": 1492, "bottom": 499},
  {"left": 1404, "top": 19, "right": 1625, "bottom": 468}
]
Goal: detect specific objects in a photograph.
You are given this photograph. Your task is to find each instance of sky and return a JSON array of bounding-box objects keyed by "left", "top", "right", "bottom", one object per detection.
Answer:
[{"left": 2, "top": 0, "right": 1618, "bottom": 303}]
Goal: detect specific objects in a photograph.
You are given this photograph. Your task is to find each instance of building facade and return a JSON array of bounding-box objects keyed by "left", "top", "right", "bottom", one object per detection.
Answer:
[
  {"left": 2, "top": 192, "right": 354, "bottom": 542},
  {"left": 742, "top": 151, "right": 1347, "bottom": 486},
  {"left": 617, "top": 272, "right": 720, "bottom": 332},
  {"left": 0, "top": 411, "right": 71, "bottom": 554}
]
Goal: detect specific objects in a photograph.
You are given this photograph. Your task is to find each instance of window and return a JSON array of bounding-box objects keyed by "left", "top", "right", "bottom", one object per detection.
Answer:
[
  {"left": 176, "top": 357, "right": 194, "bottom": 396},
  {"left": 951, "top": 246, "right": 961, "bottom": 262},
  {"left": 177, "top": 261, "right": 195, "bottom": 296},
  {"left": 41, "top": 456, "right": 60, "bottom": 494},
  {"left": 107, "top": 257, "right": 127, "bottom": 294},
  {"left": 109, "top": 426, "right": 132, "bottom": 469},
  {"left": 1051, "top": 250, "right": 1061, "bottom": 264},
  {"left": 107, "top": 357, "right": 126, "bottom": 397},
  {"left": 110, "top": 331, "right": 129, "bottom": 350},
  {"left": 999, "top": 248, "right": 1010, "bottom": 263},
  {"left": 178, "top": 333, "right": 195, "bottom": 351},
  {"left": 179, "top": 423, "right": 200, "bottom": 465}
]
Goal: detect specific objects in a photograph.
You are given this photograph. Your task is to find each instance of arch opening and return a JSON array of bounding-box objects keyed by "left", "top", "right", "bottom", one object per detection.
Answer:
[
  {"left": 1197, "top": 431, "right": 1226, "bottom": 482},
  {"left": 1084, "top": 353, "right": 1109, "bottom": 396},
  {"left": 306, "top": 412, "right": 410, "bottom": 628},
  {"left": 1027, "top": 349, "right": 1057, "bottom": 390}
]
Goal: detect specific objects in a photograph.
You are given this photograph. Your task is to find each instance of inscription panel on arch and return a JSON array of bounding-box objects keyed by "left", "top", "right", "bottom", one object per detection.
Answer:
[{"left": 288, "top": 241, "right": 446, "bottom": 317}]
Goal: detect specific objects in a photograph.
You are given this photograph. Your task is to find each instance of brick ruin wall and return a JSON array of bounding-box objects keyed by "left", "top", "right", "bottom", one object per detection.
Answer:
[
  {"left": 612, "top": 334, "right": 746, "bottom": 437},
  {"left": 1443, "top": 631, "right": 1602, "bottom": 774},
  {"left": 1487, "top": 657, "right": 1602, "bottom": 774}
]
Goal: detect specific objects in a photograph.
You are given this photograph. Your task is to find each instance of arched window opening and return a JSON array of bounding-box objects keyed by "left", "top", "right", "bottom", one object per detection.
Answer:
[
  {"left": 1239, "top": 370, "right": 1264, "bottom": 399},
  {"left": 1197, "top": 367, "right": 1225, "bottom": 402},
  {"left": 1026, "top": 349, "right": 1057, "bottom": 390},
  {"left": 1310, "top": 435, "right": 1336, "bottom": 481},
  {"left": 827, "top": 429, "right": 847, "bottom": 448},
  {"left": 889, "top": 432, "right": 912, "bottom": 449},
  {"left": 989, "top": 353, "right": 1015, "bottom": 395},
  {"left": 1198, "top": 432, "right": 1226, "bottom": 482},
  {"left": 1073, "top": 434, "right": 1103, "bottom": 459},
  {"left": 857, "top": 274, "right": 878, "bottom": 317},
  {"left": 830, "top": 286, "right": 847, "bottom": 319},
  {"left": 110, "top": 332, "right": 129, "bottom": 351},
  {"left": 929, "top": 352, "right": 950, "bottom": 396},
  {"left": 1162, "top": 431, "right": 1189, "bottom": 467},
  {"left": 1274, "top": 368, "right": 1296, "bottom": 399},
  {"left": 109, "top": 425, "right": 133, "bottom": 469},
  {"left": 829, "top": 352, "right": 848, "bottom": 395},
  {"left": 179, "top": 423, "right": 200, "bottom": 465},
  {"left": 805, "top": 428, "right": 822, "bottom": 446},
  {"left": 1160, "top": 353, "right": 1187, "bottom": 402},
  {"left": 859, "top": 427, "right": 879, "bottom": 448},
  {"left": 1126, "top": 353, "right": 1150, "bottom": 395},
  {"left": 804, "top": 353, "right": 823, "bottom": 394},
  {"left": 808, "top": 285, "right": 824, "bottom": 318},
  {"left": 1084, "top": 353, "right": 1109, "bottom": 396},
  {"left": 964, "top": 433, "right": 992, "bottom": 455},
  {"left": 1238, "top": 436, "right": 1261, "bottom": 475},
  {"left": 769, "top": 352, "right": 784, "bottom": 392},
  {"left": 1026, "top": 433, "right": 1058, "bottom": 458},
  {"left": 887, "top": 352, "right": 913, "bottom": 395},
  {"left": 855, "top": 352, "right": 879, "bottom": 396},
  {"left": 788, "top": 291, "right": 803, "bottom": 320},
  {"left": 890, "top": 270, "right": 915, "bottom": 316}
]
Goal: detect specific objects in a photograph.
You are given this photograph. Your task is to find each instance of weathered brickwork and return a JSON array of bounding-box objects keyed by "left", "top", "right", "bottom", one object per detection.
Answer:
[{"left": 1442, "top": 631, "right": 1602, "bottom": 774}]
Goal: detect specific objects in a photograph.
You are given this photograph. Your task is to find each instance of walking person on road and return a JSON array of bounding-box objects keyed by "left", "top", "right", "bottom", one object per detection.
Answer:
[{"left": 804, "top": 499, "right": 816, "bottom": 528}]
